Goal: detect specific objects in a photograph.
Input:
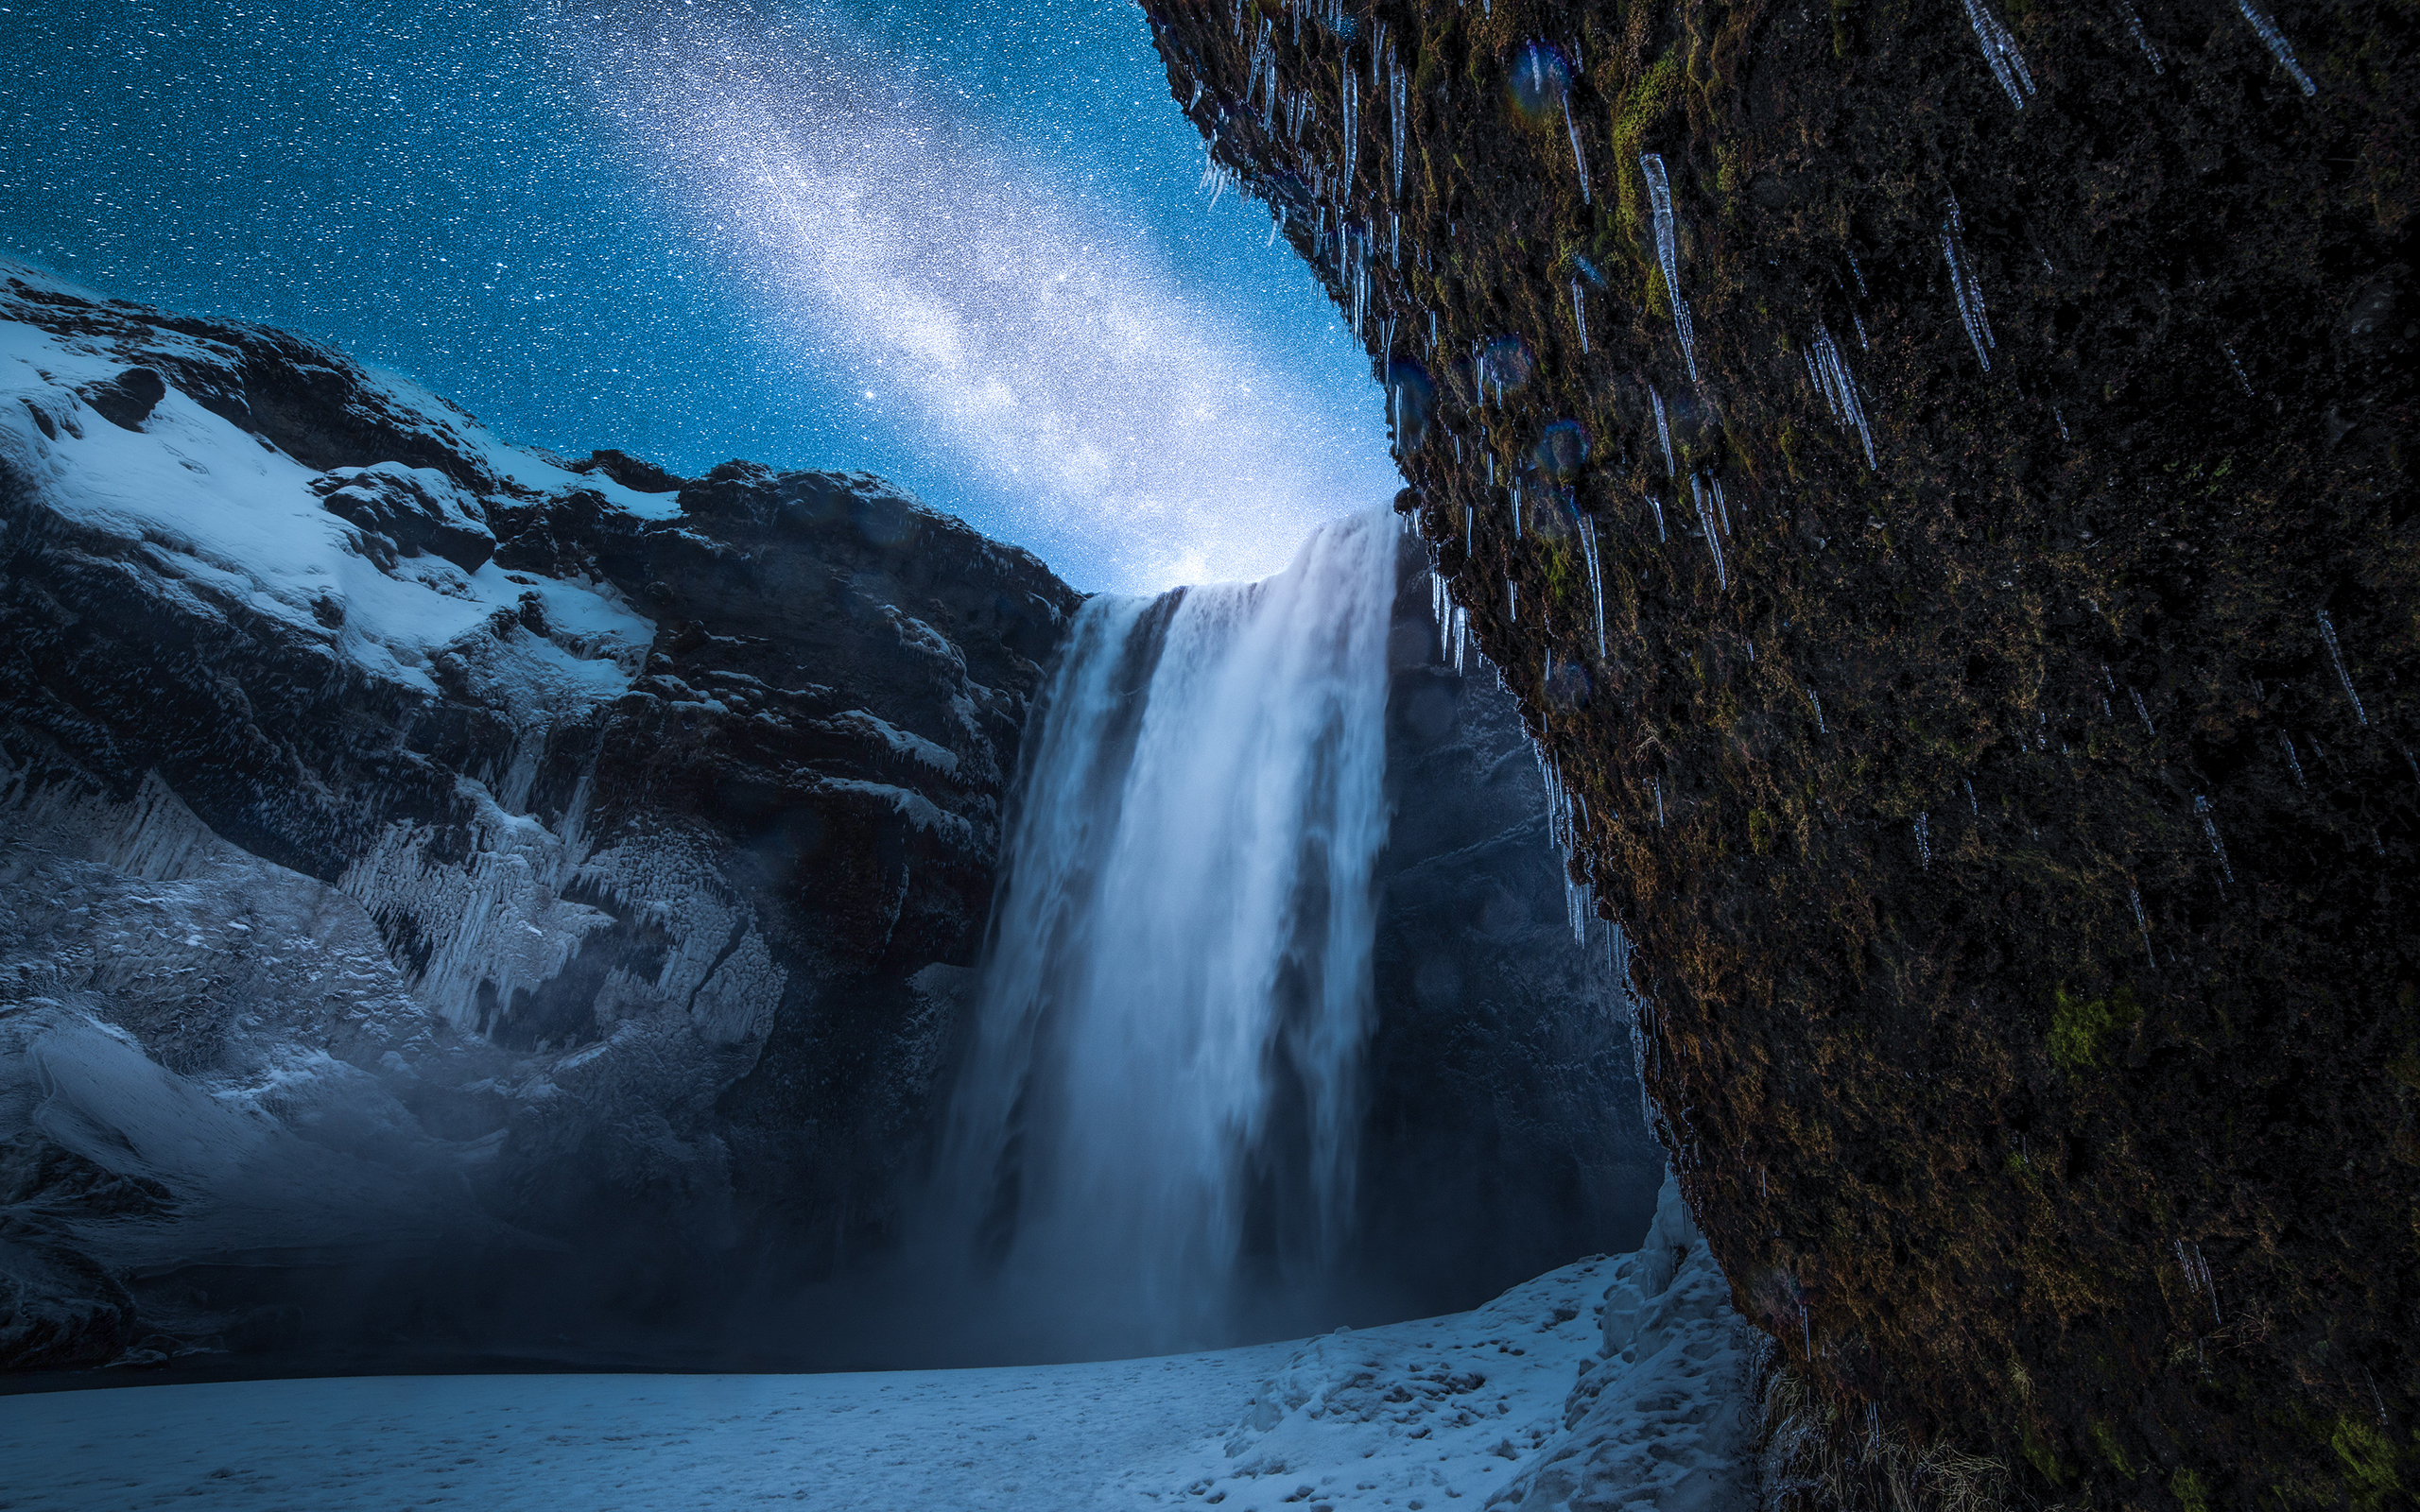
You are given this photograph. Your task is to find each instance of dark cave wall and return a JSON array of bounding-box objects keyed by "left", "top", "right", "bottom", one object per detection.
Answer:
[{"left": 1145, "top": 0, "right": 2417, "bottom": 1504}]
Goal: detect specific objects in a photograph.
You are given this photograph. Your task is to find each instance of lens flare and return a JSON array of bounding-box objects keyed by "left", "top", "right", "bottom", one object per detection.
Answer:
[
  {"left": 1481, "top": 334, "right": 1536, "bottom": 393},
  {"left": 1385, "top": 359, "right": 1434, "bottom": 453},
  {"left": 1533, "top": 419, "right": 1589, "bottom": 483},
  {"left": 1507, "top": 43, "right": 1572, "bottom": 128}
]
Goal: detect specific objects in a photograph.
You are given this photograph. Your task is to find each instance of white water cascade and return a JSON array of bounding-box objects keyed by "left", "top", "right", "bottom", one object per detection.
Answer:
[{"left": 927, "top": 511, "right": 1399, "bottom": 1357}]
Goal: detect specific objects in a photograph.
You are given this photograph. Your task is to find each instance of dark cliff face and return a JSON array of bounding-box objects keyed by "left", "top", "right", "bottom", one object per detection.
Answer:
[
  {"left": 0, "top": 263, "right": 1080, "bottom": 1367},
  {"left": 1358, "top": 527, "right": 1668, "bottom": 1316},
  {"left": 1147, "top": 0, "right": 2415, "bottom": 1504}
]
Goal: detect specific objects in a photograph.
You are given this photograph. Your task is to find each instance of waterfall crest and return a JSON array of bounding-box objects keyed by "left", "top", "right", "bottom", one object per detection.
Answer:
[{"left": 930, "top": 511, "right": 1399, "bottom": 1356}]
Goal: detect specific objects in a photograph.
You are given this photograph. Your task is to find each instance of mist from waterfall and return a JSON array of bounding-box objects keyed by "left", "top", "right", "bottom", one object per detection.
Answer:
[{"left": 924, "top": 511, "right": 1399, "bottom": 1359}]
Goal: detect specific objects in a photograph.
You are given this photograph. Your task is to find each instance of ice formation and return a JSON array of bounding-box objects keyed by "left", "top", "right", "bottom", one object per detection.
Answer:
[
  {"left": 2116, "top": 0, "right": 2167, "bottom": 73},
  {"left": 1806, "top": 324, "right": 1878, "bottom": 468},
  {"left": 1942, "top": 198, "right": 1997, "bottom": 371},
  {"left": 1638, "top": 154, "right": 1700, "bottom": 379},
  {"left": 2235, "top": 0, "right": 2318, "bottom": 94},
  {"left": 2317, "top": 608, "right": 2368, "bottom": 725},
  {"left": 1959, "top": 0, "right": 2038, "bottom": 108},
  {"left": 1688, "top": 474, "right": 1729, "bottom": 590},
  {"left": 2194, "top": 795, "right": 2237, "bottom": 893}
]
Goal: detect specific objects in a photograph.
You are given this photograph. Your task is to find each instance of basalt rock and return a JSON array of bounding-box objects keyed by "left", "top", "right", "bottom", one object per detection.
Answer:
[
  {"left": 1147, "top": 0, "right": 2416, "bottom": 1504},
  {"left": 0, "top": 260, "right": 1082, "bottom": 1366}
]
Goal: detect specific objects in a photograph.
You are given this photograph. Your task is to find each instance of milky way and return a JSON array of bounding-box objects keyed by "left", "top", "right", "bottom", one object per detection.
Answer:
[
  {"left": 1, "top": 0, "right": 1395, "bottom": 589},
  {"left": 572, "top": 7, "right": 1398, "bottom": 589}
]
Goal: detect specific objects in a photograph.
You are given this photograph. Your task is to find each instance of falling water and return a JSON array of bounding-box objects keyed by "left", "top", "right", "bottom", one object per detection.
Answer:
[{"left": 928, "top": 512, "right": 1399, "bottom": 1356}]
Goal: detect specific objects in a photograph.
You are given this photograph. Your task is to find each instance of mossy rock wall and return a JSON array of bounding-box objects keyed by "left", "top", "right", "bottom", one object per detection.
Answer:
[{"left": 1144, "top": 0, "right": 2417, "bottom": 1503}]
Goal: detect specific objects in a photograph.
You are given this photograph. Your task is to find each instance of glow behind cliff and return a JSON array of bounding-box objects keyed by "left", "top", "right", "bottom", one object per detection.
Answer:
[
  {"left": 931, "top": 512, "right": 1399, "bottom": 1355},
  {"left": 575, "top": 9, "right": 1397, "bottom": 593}
]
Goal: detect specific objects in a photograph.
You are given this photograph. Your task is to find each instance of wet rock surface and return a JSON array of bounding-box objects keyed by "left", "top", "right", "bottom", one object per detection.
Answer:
[{"left": 1149, "top": 0, "right": 2416, "bottom": 1503}]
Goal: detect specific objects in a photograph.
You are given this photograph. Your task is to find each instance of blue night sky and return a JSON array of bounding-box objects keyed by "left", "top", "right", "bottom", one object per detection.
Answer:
[{"left": 0, "top": 0, "right": 1398, "bottom": 591}]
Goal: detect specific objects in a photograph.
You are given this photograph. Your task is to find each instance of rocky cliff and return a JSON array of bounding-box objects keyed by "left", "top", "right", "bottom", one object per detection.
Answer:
[
  {"left": 0, "top": 260, "right": 1082, "bottom": 1369},
  {"left": 1146, "top": 0, "right": 2416, "bottom": 1505}
]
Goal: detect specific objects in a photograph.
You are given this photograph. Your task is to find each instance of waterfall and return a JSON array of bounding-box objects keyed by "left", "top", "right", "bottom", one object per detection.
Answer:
[{"left": 928, "top": 511, "right": 1398, "bottom": 1357}]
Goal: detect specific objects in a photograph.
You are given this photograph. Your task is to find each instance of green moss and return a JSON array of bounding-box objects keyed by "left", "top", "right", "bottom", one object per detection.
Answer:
[
  {"left": 2330, "top": 1416, "right": 2404, "bottom": 1512},
  {"left": 1748, "top": 808, "right": 1773, "bottom": 855},
  {"left": 2048, "top": 984, "right": 2141, "bottom": 1071},
  {"left": 1608, "top": 52, "right": 1682, "bottom": 245},
  {"left": 2092, "top": 1418, "right": 2138, "bottom": 1478},
  {"left": 2171, "top": 1467, "right": 2210, "bottom": 1512},
  {"left": 2019, "top": 1417, "right": 2066, "bottom": 1486}
]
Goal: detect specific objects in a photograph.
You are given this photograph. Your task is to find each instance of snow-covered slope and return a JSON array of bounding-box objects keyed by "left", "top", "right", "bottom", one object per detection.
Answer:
[{"left": 0, "top": 1174, "right": 1758, "bottom": 1512}]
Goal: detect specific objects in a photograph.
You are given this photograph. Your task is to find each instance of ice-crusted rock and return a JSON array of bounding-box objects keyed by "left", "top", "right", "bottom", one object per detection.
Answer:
[
  {"left": 1119, "top": 1171, "right": 1753, "bottom": 1512},
  {"left": 1491, "top": 1177, "right": 1760, "bottom": 1512},
  {"left": 0, "top": 258, "right": 1081, "bottom": 1364}
]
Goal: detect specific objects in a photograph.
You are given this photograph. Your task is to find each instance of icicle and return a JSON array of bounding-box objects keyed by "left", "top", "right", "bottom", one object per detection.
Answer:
[
  {"left": 1942, "top": 199, "right": 1996, "bottom": 371},
  {"left": 1654, "top": 778, "right": 1666, "bottom": 827},
  {"left": 1464, "top": 503, "right": 1474, "bottom": 556},
  {"left": 2317, "top": 608, "right": 2368, "bottom": 725},
  {"left": 1509, "top": 578, "right": 1519, "bottom": 622},
  {"left": 2280, "top": 729, "right": 2307, "bottom": 787},
  {"left": 1390, "top": 56, "right": 1408, "bottom": 200},
  {"left": 2055, "top": 407, "right": 2070, "bottom": 441},
  {"left": 1564, "top": 98, "right": 1591, "bottom": 203},
  {"left": 1959, "top": 0, "right": 2037, "bottom": 109},
  {"left": 1649, "top": 496, "right": 1668, "bottom": 541},
  {"left": 1573, "top": 280, "right": 1589, "bottom": 353},
  {"left": 1582, "top": 516, "right": 1608, "bottom": 657},
  {"left": 2234, "top": 0, "right": 2317, "bottom": 94},
  {"left": 1808, "top": 689, "right": 1827, "bottom": 733},
  {"left": 1847, "top": 251, "right": 1869, "bottom": 300},
  {"left": 1246, "top": 16, "right": 1273, "bottom": 114},
  {"left": 1713, "top": 477, "right": 1732, "bottom": 535},
  {"left": 1512, "top": 479, "right": 1523, "bottom": 539},
  {"left": 1808, "top": 325, "right": 1878, "bottom": 468},
  {"left": 2115, "top": 0, "right": 2166, "bottom": 73},
  {"left": 1915, "top": 812, "right": 1931, "bottom": 870},
  {"left": 1639, "top": 154, "right": 1699, "bottom": 378},
  {"left": 2222, "top": 341, "right": 2255, "bottom": 397},
  {"left": 1964, "top": 778, "right": 1979, "bottom": 816},
  {"left": 2129, "top": 883, "right": 2156, "bottom": 971},
  {"left": 1688, "top": 474, "right": 1728, "bottom": 590},
  {"left": 1651, "top": 388, "right": 1676, "bottom": 476},
  {"left": 1339, "top": 51, "right": 1358, "bottom": 197},
  {"left": 1851, "top": 309, "right": 1871, "bottom": 351},
  {"left": 2194, "top": 795, "right": 2236, "bottom": 894}
]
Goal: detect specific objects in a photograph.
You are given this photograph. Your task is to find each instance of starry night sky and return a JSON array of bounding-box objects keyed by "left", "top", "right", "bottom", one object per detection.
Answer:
[{"left": 0, "top": 0, "right": 1396, "bottom": 590}]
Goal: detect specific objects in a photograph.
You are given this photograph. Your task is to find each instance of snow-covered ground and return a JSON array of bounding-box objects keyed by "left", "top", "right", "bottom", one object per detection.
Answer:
[{"left": 0, "top": 1178, "right": 1759, "bottom": 1512}]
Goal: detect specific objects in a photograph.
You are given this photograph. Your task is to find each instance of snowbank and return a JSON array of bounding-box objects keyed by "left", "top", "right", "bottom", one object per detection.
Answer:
[{"left": 0, "top": 1173, "right": 1760, "bottom": 1511}]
